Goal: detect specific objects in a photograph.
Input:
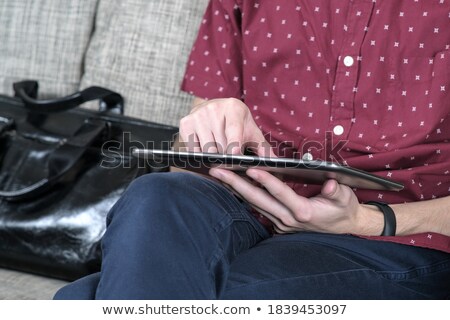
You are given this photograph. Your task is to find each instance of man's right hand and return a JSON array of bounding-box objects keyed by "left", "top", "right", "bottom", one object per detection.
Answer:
[{"left": 178, "top": 97, "right": 275, "bottom": 157}]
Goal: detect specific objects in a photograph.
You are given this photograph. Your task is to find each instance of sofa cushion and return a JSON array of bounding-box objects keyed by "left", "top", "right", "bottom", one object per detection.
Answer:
[
  {"left": 80, "top": 0, "right": 208, "bottom": 126},
  {"left": 0, "top": 0, "right": 97, "bottom": 98}
]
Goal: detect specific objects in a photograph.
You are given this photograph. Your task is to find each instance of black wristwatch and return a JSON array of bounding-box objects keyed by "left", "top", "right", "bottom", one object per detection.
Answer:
[{"left": 365, "top": 201, "right": 397, "bottom": 236}]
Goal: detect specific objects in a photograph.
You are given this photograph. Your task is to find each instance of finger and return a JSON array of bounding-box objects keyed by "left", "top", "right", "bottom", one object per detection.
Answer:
[
  {"left": 196, "top": 128, "right": 218, "bottom": 153},
  {"left": 215, "top": 100, "right": 248, "bottom": 155},
  {"left": 179, "top": 131, "right": 201, "bottom": 152},
  {"left": 191, "top": 135, "right": 202, "bottom": 153},
  {"left": 246, "top": 140, "right": 276, "bottom": 158},
  {"left": 179, "top": 118, "right": 200, "bottom": 152},
  {"left": 249, "top": 205, "right": 297, "bottom": 234},
  {"left": 180, "top": 116, "right": 219, "bottom": 153},
  {"left": 209, "top": 168, "right": 297, "bottom": 228},
  {"left": 224, "top": 116, "right": 245, "bottom": 155},
  {"left": 321, "top": 179, "right": 338, "bottom": 199},
  {"left": 245, "top": 129, "right": 277, "bottom": 158},
  {"left": 246, "top": 168, "right": 311, "bottom": 222},
  {"left": 320, "top": 179, "right": 350, "bottom": 205},
  {"left": 219, "top": 100, "right": 274, "bottom": 156},
  {"left": 209, "top": 119, "right": 228, "bottom": 154}
]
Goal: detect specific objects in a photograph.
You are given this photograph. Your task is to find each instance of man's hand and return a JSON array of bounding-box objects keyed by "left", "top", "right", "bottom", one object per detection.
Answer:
[
  {"left": 209, "top": 167, "right": 385, "bottom": 236},
  {"left": 179, "top": 98, "right": 275, "bottom": 156}
]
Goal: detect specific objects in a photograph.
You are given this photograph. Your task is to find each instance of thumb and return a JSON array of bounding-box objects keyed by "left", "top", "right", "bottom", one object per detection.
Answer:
[
  {"left": 320, "top": 179, "right": 342, "bottom": 201},
  {"left": 245, "top": 126, "right": 276, "bottom": 158}
]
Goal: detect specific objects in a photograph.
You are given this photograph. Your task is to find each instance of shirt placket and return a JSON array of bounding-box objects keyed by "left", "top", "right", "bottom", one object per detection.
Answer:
[{"left": 330, "top": 0, "right": 375, "bottom": 143}]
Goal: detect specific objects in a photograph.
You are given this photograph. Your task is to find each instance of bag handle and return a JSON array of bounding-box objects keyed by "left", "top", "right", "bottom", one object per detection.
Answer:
[
  {"left": 0, "top": 119, "right": 106, "bottom": 201},
  {"left": 13, "top": 80, "right": 124, "bottom": 114}
]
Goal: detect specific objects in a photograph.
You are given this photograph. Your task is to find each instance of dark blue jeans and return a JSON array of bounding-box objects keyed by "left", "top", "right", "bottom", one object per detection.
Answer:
[{"left": 54, "top": 173, "right": 450, "bottom": 299}]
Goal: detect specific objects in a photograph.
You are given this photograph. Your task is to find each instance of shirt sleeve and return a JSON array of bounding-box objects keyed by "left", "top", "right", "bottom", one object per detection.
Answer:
[{"left": 181, "top": 0, "right": 243, "bottom": 100}]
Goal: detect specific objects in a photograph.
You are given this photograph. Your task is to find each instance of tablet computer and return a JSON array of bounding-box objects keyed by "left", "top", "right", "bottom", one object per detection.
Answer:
[{"left": 132, "top": 149, "right": 404, "bottom": 191}]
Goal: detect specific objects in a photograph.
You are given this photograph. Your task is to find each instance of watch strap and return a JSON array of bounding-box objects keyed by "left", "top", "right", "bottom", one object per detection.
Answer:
[{"left": 365, "top": 201, "right": 397, "bottom": 236}]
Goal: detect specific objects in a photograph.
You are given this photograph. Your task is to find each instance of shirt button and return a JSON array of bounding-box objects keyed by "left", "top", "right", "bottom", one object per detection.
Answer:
[
  {"left": 343, "top": 56, "right": 354, "bottom": 67},
  {"left": 302, "top": 152, "right": 314, "bottom": 161},
  {"left": 333, "top": 125, "right": 344, "bottom": 136}
]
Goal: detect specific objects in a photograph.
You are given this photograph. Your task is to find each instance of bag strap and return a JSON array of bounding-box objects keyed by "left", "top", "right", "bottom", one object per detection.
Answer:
[
  {"left": 13, "top": 80, "right": 124, "bottom": 114},
  {"left": 0, "top": 119, "right": 106, "bottom": 201}
]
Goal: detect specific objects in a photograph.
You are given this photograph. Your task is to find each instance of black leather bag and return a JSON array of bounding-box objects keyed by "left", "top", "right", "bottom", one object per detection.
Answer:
[{"left": 0, "top": 81, "right": 178, "bottom": 281}]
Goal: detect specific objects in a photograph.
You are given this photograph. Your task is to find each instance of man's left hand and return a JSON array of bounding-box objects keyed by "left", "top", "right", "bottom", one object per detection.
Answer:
[{"left": 209, "top": 167, "right": 383, "bottom": 235}]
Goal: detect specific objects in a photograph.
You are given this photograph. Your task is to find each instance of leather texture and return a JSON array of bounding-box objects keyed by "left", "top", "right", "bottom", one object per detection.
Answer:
[{"left": 0, "top": 82, "right": 178, "bottom": 281}]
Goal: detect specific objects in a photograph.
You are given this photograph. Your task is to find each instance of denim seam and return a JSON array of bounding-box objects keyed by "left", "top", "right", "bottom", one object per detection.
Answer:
[
  {"left": 202, "top": 180, "right": 270, "bottom": 239},
  {"left": 376, "top": 259, "right": 450, "bottom": 280},
  {"left": 212, "top": 211, "right": 243, "bottom": 234},
  {"left": 264, "top": 238, "right": 450, "bottom": 280},
  {"left": 202, "top": 180, "right": 245, "bottom": 213},
  {"left": 252, "top": 238, "right": 448, "bottom": 297},
  {"left": 209, "top": 214, "right": 266, "bottom": 266},
  {"left": 224, "top": 268, "right": 430, "bottom": 299}
]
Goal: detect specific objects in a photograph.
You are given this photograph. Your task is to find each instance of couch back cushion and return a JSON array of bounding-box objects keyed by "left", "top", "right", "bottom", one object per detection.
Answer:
[
  {"left": 0, "top": 0, "right": 97, "bottom": 98},
  {"left": 80, "top": 0, "right": 208, "bottom": 126}
]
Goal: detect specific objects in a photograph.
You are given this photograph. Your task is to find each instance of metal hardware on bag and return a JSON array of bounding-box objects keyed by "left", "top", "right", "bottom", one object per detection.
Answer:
[
  {"left": 0, "top": 116, "right": 15, "bottom": 135},
  {"left": 21, "top": 132, "right": 63, "bottom": 145}
]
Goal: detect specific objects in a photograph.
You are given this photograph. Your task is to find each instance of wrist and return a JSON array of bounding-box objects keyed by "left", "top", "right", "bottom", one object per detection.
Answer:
[{"left": 355, "top": 203, "right": 385, "bottom": 236}]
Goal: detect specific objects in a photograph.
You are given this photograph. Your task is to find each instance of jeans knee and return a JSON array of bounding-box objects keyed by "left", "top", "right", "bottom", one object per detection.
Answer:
[
  {"left": 107, "top": 172, "right": 207, "bottom": 224},
  {"left": 126, "top": 172, "right": 203, "bottom": 201},
  {"left": 53, "top": 273, "right": 100, "bottom": 300}
]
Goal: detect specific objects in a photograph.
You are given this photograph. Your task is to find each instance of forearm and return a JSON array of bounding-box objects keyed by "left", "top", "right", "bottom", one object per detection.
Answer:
[{"left": 358, "top": 196, "right": 450, "bottom": 237}]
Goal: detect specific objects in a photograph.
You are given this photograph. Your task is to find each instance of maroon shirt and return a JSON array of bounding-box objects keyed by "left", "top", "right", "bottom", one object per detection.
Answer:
[{"left": 181, "top": 0, "right": 450, "bottom": 253}]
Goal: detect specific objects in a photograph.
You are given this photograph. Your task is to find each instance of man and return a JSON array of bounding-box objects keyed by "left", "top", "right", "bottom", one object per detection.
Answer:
[{"left": 55, "top": 0, "right": 450, "bottom": 299}]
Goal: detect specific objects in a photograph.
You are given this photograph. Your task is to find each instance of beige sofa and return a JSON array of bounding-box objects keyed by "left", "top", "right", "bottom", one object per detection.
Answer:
[{"left": 0, "top": 0, "right": 208, "bottom": 299}]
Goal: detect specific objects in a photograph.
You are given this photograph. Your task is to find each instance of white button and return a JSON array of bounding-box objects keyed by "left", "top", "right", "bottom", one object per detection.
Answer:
[
  {"left": 333, "top": 125, "right": 344, "bottom": 136},
  {"left": 343, "top": 56, "right": 354, "bottom": 67},
  {"left": 302, "top": 152, "right": 314, "bottom": 161}
]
